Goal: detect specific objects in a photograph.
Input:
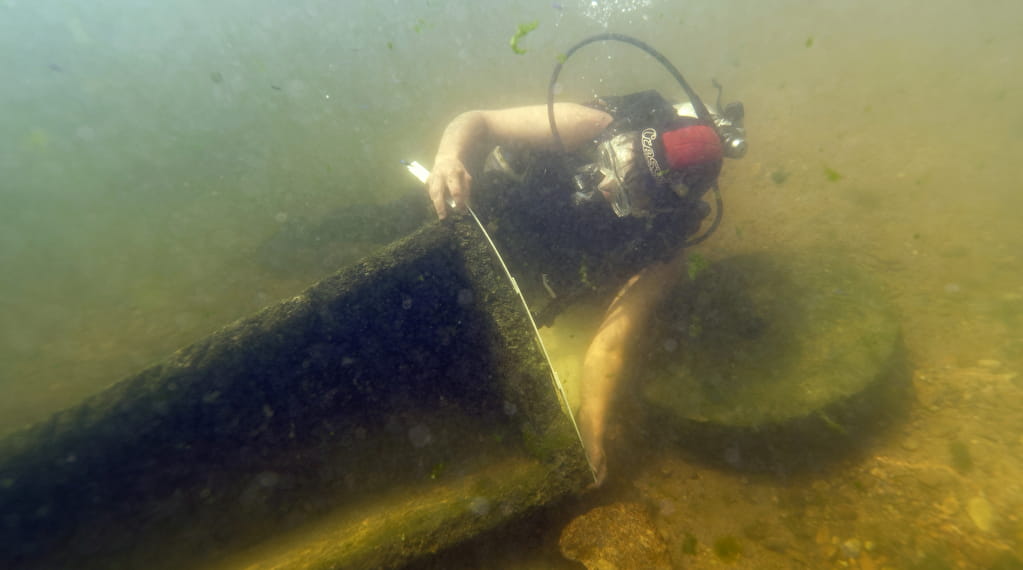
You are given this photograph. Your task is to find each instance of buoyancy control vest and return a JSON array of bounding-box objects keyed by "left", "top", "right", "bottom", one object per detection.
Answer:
[{"left": 472, "top": 91, "right": 712, "bottom": 326}]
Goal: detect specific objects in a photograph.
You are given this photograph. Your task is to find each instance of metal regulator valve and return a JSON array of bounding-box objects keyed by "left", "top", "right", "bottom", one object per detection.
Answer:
[{"left": 710, "top": 79, "right": 747, "bottom": 159}]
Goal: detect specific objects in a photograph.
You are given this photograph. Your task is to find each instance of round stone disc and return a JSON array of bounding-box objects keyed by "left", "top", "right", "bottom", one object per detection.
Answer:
[{"left": 641, "top": 251, "right": 900, "bottom": 428}]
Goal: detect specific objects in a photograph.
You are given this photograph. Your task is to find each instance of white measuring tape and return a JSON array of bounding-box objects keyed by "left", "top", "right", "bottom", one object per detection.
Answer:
[{"left": 403, "top": 160, "right": 592, "bottom": 481}]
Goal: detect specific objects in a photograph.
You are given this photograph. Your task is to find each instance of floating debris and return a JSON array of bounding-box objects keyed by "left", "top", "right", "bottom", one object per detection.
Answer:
[{"left": 510, "top": 20, "right": 539, "bottom": 55}]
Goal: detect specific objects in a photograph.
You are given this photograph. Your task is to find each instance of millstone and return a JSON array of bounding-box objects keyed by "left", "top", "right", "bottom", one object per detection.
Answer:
[{"left": 642, "top": 251, "right": 900, "bottom": 429}]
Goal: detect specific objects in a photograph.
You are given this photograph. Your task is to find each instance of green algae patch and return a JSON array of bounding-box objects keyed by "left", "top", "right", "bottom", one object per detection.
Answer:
[
  {"left": 213, "top": 456, "right": 561, "bottom": 570},
  {"left": 682, "top": 532, "right": 699, "bottom": 555},
  {"left": 949, "top": 440, "right": 974, "bottom": 474},
  {"left": 770, "top": 168, "right": 789, "bottom": 185},
  {"left": 713, "top": 535, "right": 743, "bottom": 561},
  {"left": 510, "top": 20, "right": 539, "bottom": 55},
  {"left": 687, "top": 252, "right": 709, "bottom": 281}
]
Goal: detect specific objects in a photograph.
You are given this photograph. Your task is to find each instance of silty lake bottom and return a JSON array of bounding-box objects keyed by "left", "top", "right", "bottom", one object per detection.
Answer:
[
  {"left": 407, "top": 35, "right": 1023, "bottom": 565},
  {"left": 402, "top": 93, "right": 1023, "bottom": 568}
]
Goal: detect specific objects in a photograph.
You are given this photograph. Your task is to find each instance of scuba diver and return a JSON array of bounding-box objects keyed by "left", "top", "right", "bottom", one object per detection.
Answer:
[{"left": 424, "top": 34, "right": 747, "bottom": 486}]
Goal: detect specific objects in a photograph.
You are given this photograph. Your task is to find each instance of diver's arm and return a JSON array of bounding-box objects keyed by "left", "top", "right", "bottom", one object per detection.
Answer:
[
  {"left": 578, "top": 248, "right": 687, "bottom": 486},
  {"left": 427, "top": 103, "right": 612, "bottom": 218}
]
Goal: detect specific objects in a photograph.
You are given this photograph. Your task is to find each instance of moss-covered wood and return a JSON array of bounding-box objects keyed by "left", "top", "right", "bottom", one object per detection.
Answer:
[
  {"left": 449, "top": 218, "right": 586, "bottom": 466},
  {"left": 0, "top": 218, "right": 589, "bottom": 570},
  {"left": 209, "top": 455, "right": 562, "bottom": 570}
]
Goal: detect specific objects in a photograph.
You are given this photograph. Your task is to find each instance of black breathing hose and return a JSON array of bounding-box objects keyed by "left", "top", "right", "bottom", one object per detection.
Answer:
[{"left": 546, "top": 32, "right": 712, "bottom": 151}]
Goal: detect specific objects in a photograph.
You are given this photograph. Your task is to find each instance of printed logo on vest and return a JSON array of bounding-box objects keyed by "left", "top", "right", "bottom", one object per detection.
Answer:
[{"left": 641, "top": 128, "right": 664, "bottom": 179}]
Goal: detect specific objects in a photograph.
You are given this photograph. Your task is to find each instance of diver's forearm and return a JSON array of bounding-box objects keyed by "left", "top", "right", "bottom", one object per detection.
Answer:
[
  {"left": 434, "top": 111, "right": 490, "bottom": 164},
  {"left": 579, "top": 336, "right": 626, "bottom": 433}
]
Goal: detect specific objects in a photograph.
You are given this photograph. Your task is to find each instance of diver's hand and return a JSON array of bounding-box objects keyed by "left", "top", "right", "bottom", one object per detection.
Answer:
[{"left": 426, "top": 156, "right": 472, "bottom": 219}]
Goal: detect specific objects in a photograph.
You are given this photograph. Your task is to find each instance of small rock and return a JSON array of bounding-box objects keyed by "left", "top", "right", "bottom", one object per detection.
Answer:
[
  {"left": 859, "top": 551, "right": 879, "bottom": 570},
  {"left": 657, "top": 499, "right": 676, "bottom": 516},
  {"left": 938, "top": 495, "right": 960, "bottom": 516},
  {"left": 842, "top": 538, "right": 862, "bottom": 558},
  {"left": 833, "top": 504, "right": 859, "bottom": 521},
  {"left": 977, "top": 359, "right": 1001, "bottom": 369},
  {"left": 764, "top": 538, "right": 789, "bottom": 552},
  {"left": 559, "top": 503, "right": 671, "bottom": 570},
  {"left": 917, "top": 469, "right": 955, "bottom": 490},
  {"left": 742, "top": 520, "right": 770, "bottom": 541},
  {"left": 967, "top": 496, "right": 995, "bottom": 532}
]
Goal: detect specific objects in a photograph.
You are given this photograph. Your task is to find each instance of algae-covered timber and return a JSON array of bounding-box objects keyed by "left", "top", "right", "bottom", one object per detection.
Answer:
[{"left": 0, "top": 218, "right": 589, "bottom": 570}]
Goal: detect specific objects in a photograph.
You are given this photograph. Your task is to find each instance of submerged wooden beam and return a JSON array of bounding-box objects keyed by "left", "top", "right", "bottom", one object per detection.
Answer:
[{"left": 0, "top": 218, "right": 589, "bottom": 570}]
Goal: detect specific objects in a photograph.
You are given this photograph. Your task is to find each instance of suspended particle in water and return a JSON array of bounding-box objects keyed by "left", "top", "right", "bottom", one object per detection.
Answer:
[
  {"left": 469, "top": 496, "right": 491, "bottom": 516},
  {"left": 256, "top": 471, "right": 281, "bottom": 488},
  {"left": 503, "top": 400, "right": 518, "bottom": 416},
  {"left": 408, "top": 424, "right": 432, "bottom": 448}
]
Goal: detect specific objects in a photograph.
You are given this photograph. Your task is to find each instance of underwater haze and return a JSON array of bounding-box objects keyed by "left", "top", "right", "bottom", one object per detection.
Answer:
[
  {"left": 3, "top": 0, "right": 1023, "bottom": 568},
  {"left": 1, "top": 0, "right": 576, "bottom": 431}
]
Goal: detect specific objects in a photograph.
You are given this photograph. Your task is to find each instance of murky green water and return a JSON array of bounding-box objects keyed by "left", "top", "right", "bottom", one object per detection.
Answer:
[{"left": 2, "top": 0, "right": 1021, "bottom": 568}]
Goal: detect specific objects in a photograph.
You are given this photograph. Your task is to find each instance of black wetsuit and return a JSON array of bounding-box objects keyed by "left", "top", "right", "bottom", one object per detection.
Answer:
[{"left": 472, "top": 90, "right": 712, "bottom": 326}]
